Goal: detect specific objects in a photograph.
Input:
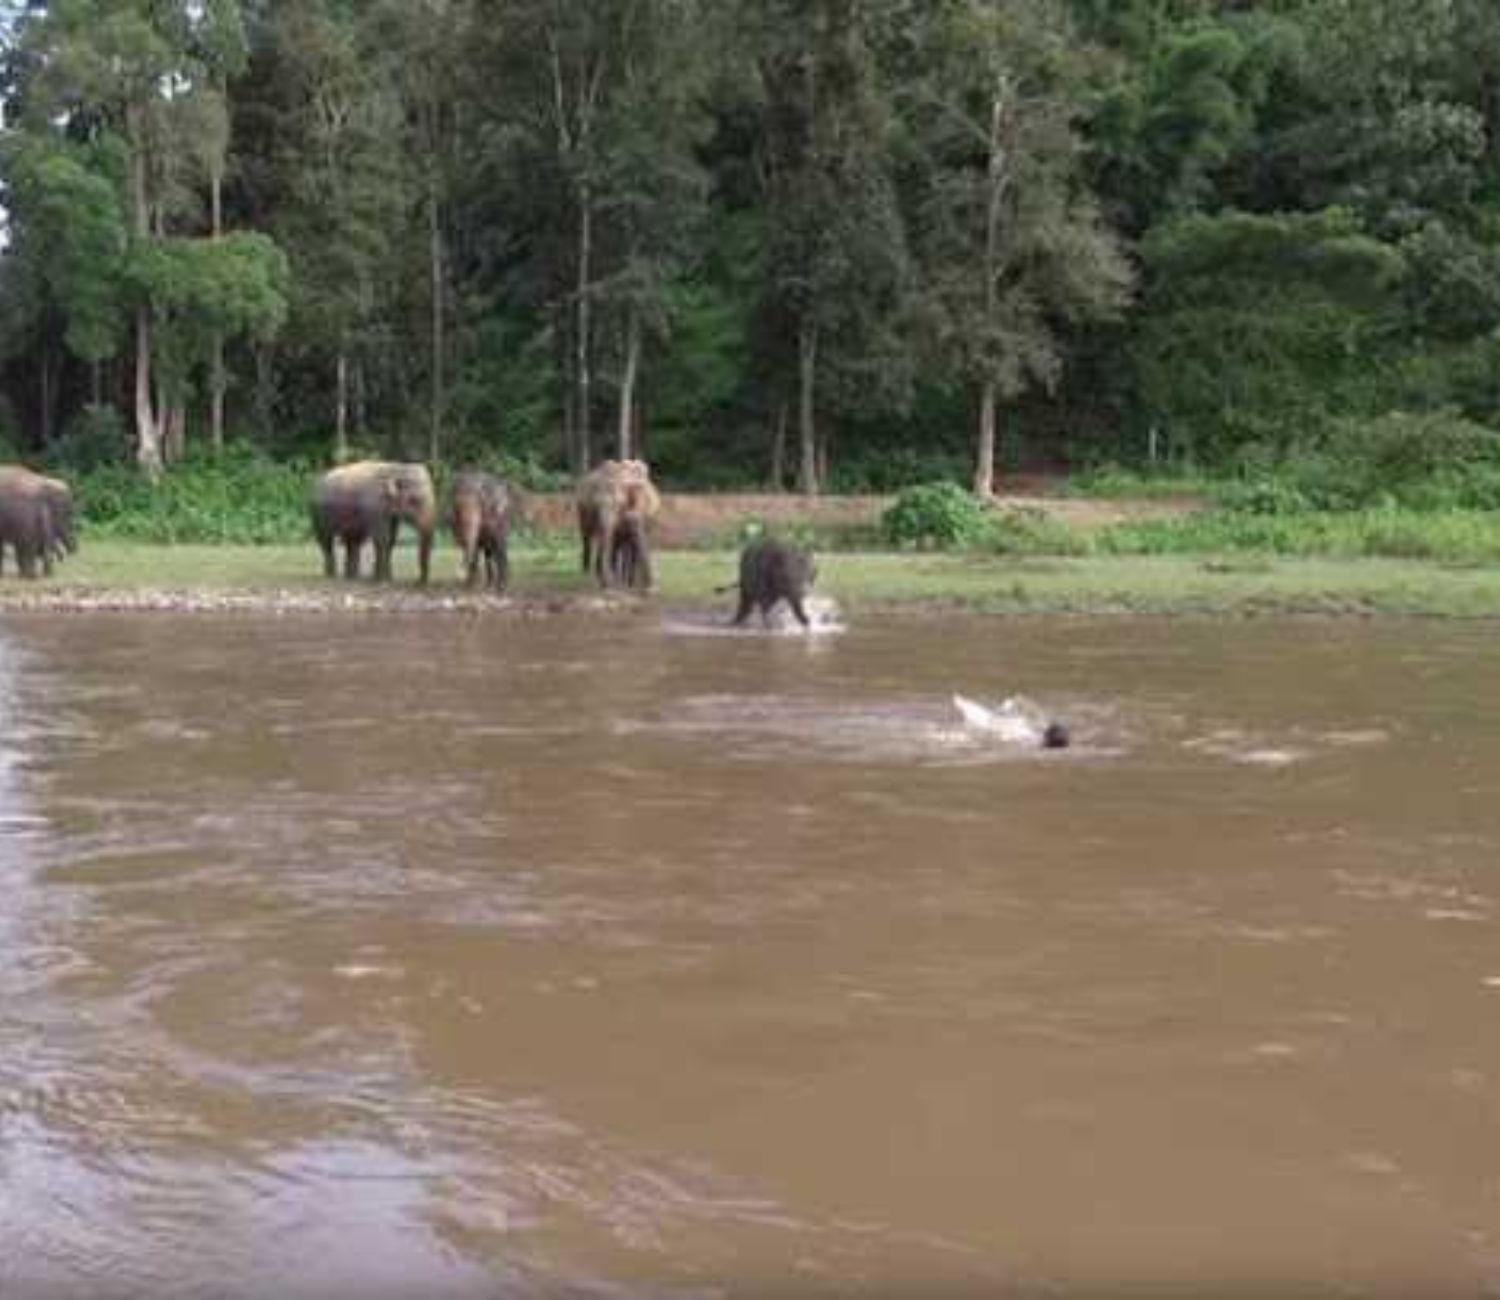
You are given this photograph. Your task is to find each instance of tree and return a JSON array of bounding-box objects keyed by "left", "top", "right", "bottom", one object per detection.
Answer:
[
  {"left": 236, "top": 0, "right": 404, "bottom": 460},
  {"left": 12, "top": 0, "right": 282, "bottom": 472},
  {"left": 0, "top": 137, "right": 128, "bottom": 437},
  {"left": 751, "top": 0, "right": 912, "bottom": 494},
  {"left": 1131, "top": 208, "right": 1406, "bottom": 460},
  {"left": 907, "top": 0, "right": 1132, "bottom": 496}
]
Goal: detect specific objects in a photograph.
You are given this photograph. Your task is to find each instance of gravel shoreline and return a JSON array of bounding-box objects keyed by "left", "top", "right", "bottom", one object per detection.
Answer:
[{"left": 0, "top": 587, "right": 647, "bottom": 616}]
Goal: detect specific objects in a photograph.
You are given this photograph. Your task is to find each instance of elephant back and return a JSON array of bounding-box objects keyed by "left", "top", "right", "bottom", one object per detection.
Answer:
[{"left": 576, "top": 458, "right": 660, "bottom": 517}]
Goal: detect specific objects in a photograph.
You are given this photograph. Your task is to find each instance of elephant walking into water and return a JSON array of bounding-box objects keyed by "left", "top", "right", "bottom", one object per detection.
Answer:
[
  {"left": 450, "top": 470, "right": 512, "bottom": 591},
  {"left": 723, "top": 537, "right": 817, "bottom": 628},
  {"left": 310, "top": 461, "right": 437, "bottom": 584}
]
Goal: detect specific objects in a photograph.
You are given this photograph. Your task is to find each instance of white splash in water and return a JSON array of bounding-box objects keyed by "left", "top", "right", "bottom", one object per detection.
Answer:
[
  {"left": 763, "top": 595, "right": 844, "bottom": 636},
  {"left": 951, "top": 694, "right": 1044, "bottom": 745}
]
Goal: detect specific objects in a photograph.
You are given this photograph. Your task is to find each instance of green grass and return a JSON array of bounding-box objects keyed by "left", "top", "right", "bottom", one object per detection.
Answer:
[{"left": 8, "top": 540, "right": 1500, "bottom": 618}]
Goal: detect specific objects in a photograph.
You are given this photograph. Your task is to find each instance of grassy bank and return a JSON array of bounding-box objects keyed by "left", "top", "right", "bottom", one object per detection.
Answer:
[{"left": 7, "top": 541, "right": 1500, "bottom": 618}]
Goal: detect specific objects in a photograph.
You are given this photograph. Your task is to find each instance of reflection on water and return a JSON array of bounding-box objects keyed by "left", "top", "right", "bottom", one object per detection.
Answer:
[{"left": 2, "top": 611, "right": 1500, "bottom": 1296}]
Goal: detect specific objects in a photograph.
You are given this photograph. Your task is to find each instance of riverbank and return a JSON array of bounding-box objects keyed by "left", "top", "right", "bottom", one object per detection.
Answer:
[{"left": 3, "top": 543, "right": 1500, "bottom": 618}]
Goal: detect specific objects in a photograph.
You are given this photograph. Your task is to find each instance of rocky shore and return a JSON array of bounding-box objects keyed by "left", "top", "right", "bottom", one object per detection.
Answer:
[{"left": 0, "top": 586, "right": 646, "bottom": 616}]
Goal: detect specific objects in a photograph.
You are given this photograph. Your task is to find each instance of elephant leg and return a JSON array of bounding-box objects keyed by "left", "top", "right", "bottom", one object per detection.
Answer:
[
  {"left": 786, "top": 593, "right": 811, "bottom": 628},
  {"left": 343, "top": 538, "right": 361, "bottom": 580},
  {"left": 636, "top": 542, "right": 653, "bottom": 592},
  {"left": 732, "top": 590, "right": 753, "bottom": 626},
  {"left": 416, "top": 530, "right": 432, "bottom": 586},
  {"left": 579, "top": 515, "right": 593, "bottom": 574},
  {"left": 319, "top": 535, "right": 337, "bottom": 579}
]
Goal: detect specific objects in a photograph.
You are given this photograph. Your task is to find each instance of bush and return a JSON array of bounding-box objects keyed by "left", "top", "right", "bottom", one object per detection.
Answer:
[
  {"left": 881, "top": 481, "right": 989, "bottom": 549},
  {"left": 1214, "top": 478, "right": 1315, "bottom": 515},
  {"left": 78, "top": 449, "right": 314, "bottom": 543},
  {"left": 983, "top": 507, "right": 1092, "bottom": 556},
  {"left": 50, "top": 404, "right": 129, "bottom": 472}
]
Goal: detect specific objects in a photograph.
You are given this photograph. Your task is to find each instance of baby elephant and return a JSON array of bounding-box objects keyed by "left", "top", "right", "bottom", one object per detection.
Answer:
[
  {"left": 724, "top": 536, "right": 817, "bottom": 628},
  {"left": 608, "top": 482, "right": 654, "bottom": 591},
  {"left": 450, "top": 470, "right": 512, "bottom": 591}
]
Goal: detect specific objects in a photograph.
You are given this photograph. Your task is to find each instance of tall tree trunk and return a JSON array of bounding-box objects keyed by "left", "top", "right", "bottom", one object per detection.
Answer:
[
  {"left": 428, "top": 176, "right": 444, "bottom": 466},
  {"left": 209, "top": 159, "right": 226, "bottom": 454},
  {"left": 127, "top": 108, "right": 161, "bottom": 476},
  {"left": 254, "top": 344, "right": 275, "bottom": 435},
  {"left": 90, "top": 359, "right": 102, "bottom": 408},
  {"left": 334, "top": 348, "right": 349, "bottom": 462},
  {"left": 135, "top": 308, "right": 162, "bottom": 476},
  {"left": 575, "top": 185, "right": 593, "bottom": 473},
  {"left": 354, "top": 359, "right": 367, "bottom": 441},
  {"left": 974, "top": 380, "right": 998, "bottom": 497},
  {"left": 770, "top": 400, "right": 787, "bottom": 491},
  {"left": 976, "top": 74, "right": 1011, "bottom": 500},
  {"left": 164, "top": 405, "right": 187, "bottom": 464},
  {"left": 38, "top": 348, "right": 54, "bottom": 447},
  {"left": 797, "top": 320, "right": 819, "bottom": 496},
  {"left": 617, "top": 308, "right": 640, "bottom": 459}
]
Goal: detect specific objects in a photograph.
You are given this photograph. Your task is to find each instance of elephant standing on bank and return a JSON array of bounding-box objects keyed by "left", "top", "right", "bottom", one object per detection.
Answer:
[
  {"left": 449, "top": 470, "right": 513, "bottom": 591},
  {"left": 0, "top": 466, "right": 74, "bottom": 579},
  {"left": 576, "top": 459, "right": 660, "bottom": 588},
  {"left": 310, "top": 461, "right": 437, "bottom": 584}
]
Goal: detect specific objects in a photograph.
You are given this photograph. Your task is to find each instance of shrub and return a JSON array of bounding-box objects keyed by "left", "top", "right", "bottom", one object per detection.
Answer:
[
  {"left": 50, "top": 404, "right": 129, "bottom": 472},
  {"left": 882, "top": 481, "right": 989, "bottom": 549},
  {"left": 983, "top": 507, "right": 1092, "bottom": 556},
  {"left": 1215, "top": 478, "right": 1315, "bottom": 515}
]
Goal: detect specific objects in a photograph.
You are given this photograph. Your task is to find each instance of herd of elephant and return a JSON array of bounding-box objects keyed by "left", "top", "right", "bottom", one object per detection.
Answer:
[
  {"left": 311, "top": 457, "right": 816, "bottom": 625},
  {"left": 0, "top": 456, "right": 817, "bottom": 625},
  {"left": 308, "top": 457, "right": 661, "bottom": 594}
]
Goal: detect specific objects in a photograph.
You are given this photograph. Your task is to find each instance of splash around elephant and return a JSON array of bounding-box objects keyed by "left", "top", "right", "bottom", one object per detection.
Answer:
[
  {"left": 449, "top": 469, "right": 512, "bottom": 591},
  {"left": 576, "top": 459, "right": 660, "bottom": 588},
  {"left": 0, "top": 465, "right": 74, "bottom": 579},
  {"left": 722, "top": 536, "right": 817, "bottom": 628},
  {"left": 310, "top": 460, "right": 437, "bottom": 584}
]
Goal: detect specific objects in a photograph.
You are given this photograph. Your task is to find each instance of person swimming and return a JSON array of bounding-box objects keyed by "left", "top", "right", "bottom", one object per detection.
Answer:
[{"left": 953, "top": 694, "right": 1070, "bottom": 749}]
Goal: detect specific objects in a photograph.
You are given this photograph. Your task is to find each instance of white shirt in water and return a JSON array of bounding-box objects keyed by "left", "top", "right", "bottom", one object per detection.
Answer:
[{"left": 952, "top": 693, "right": 1043, "bottom": 744}]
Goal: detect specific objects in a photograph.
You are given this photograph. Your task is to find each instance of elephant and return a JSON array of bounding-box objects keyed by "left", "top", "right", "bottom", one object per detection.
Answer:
[
  {"left": 38, "top": 475, "right": 77, "bottom": 560},
  {"left": 607, "top": 482, "right": 654, "bottom": 591},
  {"left": 310, "top": 460, "right": 436, "bottom": 584},
  {"left": 723, "top": 536, "right": 817, "bottom": 628},
  {"left": 576, "top": 458, "right": 659, "bottom": 588},
  {"left": 0, "top": 465, "right": 62, "bottom": 580},
  {"left": 449, "top": 469, "right": 512, "bottom": 591}
]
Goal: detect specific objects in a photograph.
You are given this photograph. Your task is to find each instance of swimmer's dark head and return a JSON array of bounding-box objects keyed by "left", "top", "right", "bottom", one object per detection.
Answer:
[{"left": 1042, "top": 722, "right": 1071, "bottom": 750}]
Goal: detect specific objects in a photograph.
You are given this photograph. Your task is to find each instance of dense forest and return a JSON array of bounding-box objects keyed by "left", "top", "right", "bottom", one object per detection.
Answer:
[{"left": 2, "top": 0, "right": 1499, "bottom": 494}]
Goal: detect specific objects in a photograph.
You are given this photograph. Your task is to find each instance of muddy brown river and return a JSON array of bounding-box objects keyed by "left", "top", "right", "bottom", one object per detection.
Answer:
[{"left": 2, "top": 610, "right": 1499, "bottom": 1297}]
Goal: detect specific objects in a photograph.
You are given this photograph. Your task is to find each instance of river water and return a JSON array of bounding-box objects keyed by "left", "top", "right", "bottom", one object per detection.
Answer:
[{"left": 1, "top": 611, "right": 1499, "bottom": 1297}]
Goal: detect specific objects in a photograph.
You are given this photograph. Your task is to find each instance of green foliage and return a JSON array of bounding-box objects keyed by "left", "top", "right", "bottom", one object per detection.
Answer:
[
  {"left": 1099, "top": 507, "right": 1500, "bottom": 564},
  {"left": 77, "top": 450, "right": 313, "bottom": 543},
  {"left": 882, "top": 481, "right": 989, "bottom": 549},
  {"left": 3, "top": 0, "right": 1500, "bottom": 492},
  {"left": 983, "top": 507, "right": 1092, "bottom": 557},
  {"left": 50, "top": 404, "right": 130, "bottom": 472}
]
